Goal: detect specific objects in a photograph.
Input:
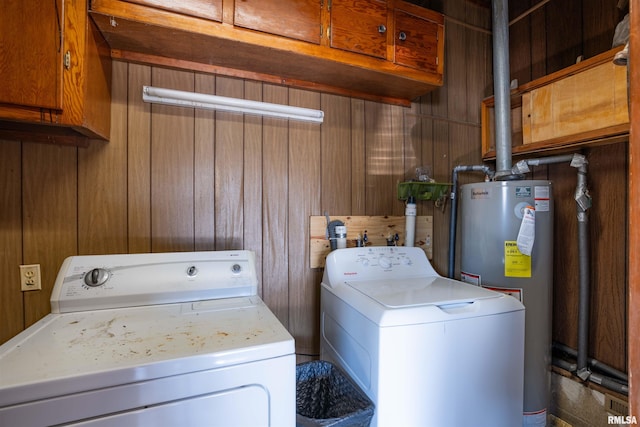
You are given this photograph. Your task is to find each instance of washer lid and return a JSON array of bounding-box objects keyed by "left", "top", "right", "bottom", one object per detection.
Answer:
[{"left": 346, "top": 276, "right": 501, "bottom": 308}]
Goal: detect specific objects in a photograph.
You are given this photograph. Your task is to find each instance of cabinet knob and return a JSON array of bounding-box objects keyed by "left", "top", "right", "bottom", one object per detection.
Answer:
[
  {"left": 398, "top": 31, "right": 407, "bottom": 41},
  {"left": 378, "top": 25, "right": 387, "bottom": 34}
]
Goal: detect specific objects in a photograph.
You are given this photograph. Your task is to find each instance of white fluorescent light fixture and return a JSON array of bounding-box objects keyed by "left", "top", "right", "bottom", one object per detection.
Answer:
[{"left": 142, "top": 86, "right": 324, "bottom": 123}]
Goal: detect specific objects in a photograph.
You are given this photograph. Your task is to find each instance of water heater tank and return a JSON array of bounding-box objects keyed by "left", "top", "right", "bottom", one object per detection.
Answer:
[{"left": 459, "top": 180, "right": 553, "bottom": 427}]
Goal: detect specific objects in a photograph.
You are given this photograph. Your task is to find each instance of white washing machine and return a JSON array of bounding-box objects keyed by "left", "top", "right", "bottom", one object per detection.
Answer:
[
  {"left": 0, "top": 251, "right": 295, "bottom": 427},
  {"left": 320, "top": 247, "right": 525, "bottom": 427}
]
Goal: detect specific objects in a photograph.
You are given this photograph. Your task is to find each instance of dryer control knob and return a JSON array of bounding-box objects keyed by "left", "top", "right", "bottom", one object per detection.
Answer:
[{"left": 84, "top": 268, "right": 110, "bottom": 287}]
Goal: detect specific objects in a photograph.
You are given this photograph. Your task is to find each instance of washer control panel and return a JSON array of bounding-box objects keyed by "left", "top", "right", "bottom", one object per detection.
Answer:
[
  {"left": 50, "top": 251, "right": 257, "bottom": 313},
  {"left": 323, "top": 247, "right": 438, "bottom": 286}
]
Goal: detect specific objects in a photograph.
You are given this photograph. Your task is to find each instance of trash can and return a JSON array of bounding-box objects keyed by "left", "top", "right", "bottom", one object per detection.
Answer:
[{"left": 296, "top": 360, "right": 374, "bottom": 427}]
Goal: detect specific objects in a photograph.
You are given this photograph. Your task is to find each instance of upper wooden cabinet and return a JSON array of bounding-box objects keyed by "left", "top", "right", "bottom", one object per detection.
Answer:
[
  {"left": 393, "top": 8, "right": 441, "bottom": 72},
  {"left": 330, "top": 0, "right": 388, "bottom": 59},
  {"left": 1, "top": 1, "right": 62, "bottom": 111},
  {"left": 123, "top": 0, "right": 223, "bottom": 22},
  {"left": 0, "top": 0, "right": 112, "bottom": 146},
  {"left": 234, "top": 0, "right": 322, "bottom": 44},
  {"left": 89, "top": 0, "right": 444, "bottom": 105}
]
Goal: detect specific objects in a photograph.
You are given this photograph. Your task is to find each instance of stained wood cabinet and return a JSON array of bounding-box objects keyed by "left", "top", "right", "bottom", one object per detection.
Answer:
[
  {"left": 0, "top": 0, "right": 112, "bottom": 146},
  {"left": 89, "top": 0, "right": 444, "bottom": 105},
  {"left": 1, "top": 1, "right": 62, "bottom": 111},
  {"left": 330, "top": 0, "right": 388, "bottom": 59},
  {"left": 234, "top": 0, "right": 322, "bottom": 44},
  {"left": 393, "top": 8, "right": 441, "bottom": 72},
  {"left": 123, "top": 0, "right": 223, "bottom": 22}
]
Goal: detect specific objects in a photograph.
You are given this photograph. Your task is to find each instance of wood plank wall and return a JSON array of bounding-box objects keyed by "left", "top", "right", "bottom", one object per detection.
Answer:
[
  {"left": 0, "top": 0, "right": 629, "bottom": 377},
  {"left": 628, "top": 0, "right": 639, "bottom": 414}
]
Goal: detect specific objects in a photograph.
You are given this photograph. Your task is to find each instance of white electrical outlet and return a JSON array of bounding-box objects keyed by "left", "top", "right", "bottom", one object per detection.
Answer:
[{"left": 20, "top": 264, "right": 42, "bottom": 291}]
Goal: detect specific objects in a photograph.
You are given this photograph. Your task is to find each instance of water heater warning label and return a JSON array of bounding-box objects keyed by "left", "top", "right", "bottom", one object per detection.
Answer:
[
  {"left": 504, "top": 241, "right": 532, "bottom": 277},
  {"left": 534, "top": 186, "right": 551, "bottom": 212}
]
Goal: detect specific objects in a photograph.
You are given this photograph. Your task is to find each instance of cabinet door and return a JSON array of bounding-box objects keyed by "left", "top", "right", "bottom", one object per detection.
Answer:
[
  {"left": 330, "top": 0, "right": 387, "bottom": 59},
  {"left": 394, "top": 9, "right": 440, "bottom": 72},
  {"left": 1, "top": 0, "right": 62, "bottom": 109},
  {"left": 234, "top": 0, "right": 322, "bottom": 44},
  {"left": 123, "top": 0, "right": 222, "bottom": 22}
]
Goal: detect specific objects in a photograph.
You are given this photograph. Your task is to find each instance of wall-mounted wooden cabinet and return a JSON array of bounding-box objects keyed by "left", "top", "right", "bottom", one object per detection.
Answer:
[
  {"left": 481, "top": 47, "right": 628, "bottom": 159},
  {"left": 123, "top": 0, "right": 223, "bottom": 22},
  {"left": 89, "top": 0, "right": 444, "bottom": 105},
  {"left": 330, "top": 0, "right": 388, "bottom": 58},
  {"left": 0, "top": 0, "right": 112, "bottom": 146},
  {"left": 235, "top": 0, "right": 322, "bottom": 44},
  {"left": 393, "top": 8, "right": 440, "bottom": 72}
]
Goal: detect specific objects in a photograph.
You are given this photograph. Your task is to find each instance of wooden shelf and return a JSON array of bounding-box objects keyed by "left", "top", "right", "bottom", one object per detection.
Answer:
[
  {"left": 309, "top": 215, "right": 433, "bottom": 268},
  {"left": 481, "top": 46, "right": 628, "bottom": 160}
]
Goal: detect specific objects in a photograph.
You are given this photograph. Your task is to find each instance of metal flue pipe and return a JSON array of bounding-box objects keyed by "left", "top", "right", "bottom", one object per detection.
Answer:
[{"left": 492, "top": 0, "right": 514, "bottom": 177}]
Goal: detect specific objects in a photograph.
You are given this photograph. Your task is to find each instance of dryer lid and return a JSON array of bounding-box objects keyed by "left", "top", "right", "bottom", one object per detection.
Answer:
[{"left": 345, "top": 276, "right": 501, "bottom": 308}]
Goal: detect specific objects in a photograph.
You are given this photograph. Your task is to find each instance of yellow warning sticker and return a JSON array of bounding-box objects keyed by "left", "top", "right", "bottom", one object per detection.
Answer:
[{"left": 504, "top": 241, "right": 531, "bottom": 277}]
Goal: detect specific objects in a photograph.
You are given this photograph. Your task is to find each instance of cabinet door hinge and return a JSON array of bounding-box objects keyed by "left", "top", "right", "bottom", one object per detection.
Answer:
[{"left": 64, "top": 51, "right": 71, "bottom": 70}]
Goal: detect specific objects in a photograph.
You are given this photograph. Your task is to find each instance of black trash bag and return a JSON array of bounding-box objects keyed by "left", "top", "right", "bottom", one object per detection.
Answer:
[{"left": 296, "top": 361, "right": 374, "bottom": 427}]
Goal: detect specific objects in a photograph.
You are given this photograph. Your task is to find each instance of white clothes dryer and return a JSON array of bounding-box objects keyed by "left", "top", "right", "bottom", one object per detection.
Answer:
[
  {"left": 320, "top": 247, "right": 525, "bottom": 427},
  {"left": 0, "top": 251, "right": 295, "bottom": 427}
]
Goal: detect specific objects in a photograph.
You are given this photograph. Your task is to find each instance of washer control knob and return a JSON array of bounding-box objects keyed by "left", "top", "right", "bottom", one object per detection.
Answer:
[
  {"left": 379, "top": 256, "right": 392, "bottom": 269},
  {"left": 84, "top": 268, "right": 110, "bottom": 287},
  {"left": 231, "top": 263, "right": 242, "bottom": 274}
]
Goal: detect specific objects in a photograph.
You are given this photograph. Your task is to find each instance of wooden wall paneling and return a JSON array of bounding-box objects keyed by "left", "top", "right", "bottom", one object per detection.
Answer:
[
  {"left": 261, "top": 84, "right": 290, "bottom": 326},
  {"left": 193, "top": 73, "right": 216, "bottom": 251},
  {"left": 364, "top": 102, "right": 404, "bottom": 216},
  {"left": 213, "top": 76, "right": 244, "bottom": 250},
  {"left": 587, "top": 144, "right": 628, "bottom": 371},
  {"left": 403, "top": 102, "right": 422, "bottom": 184},
  {"left": 350, "top": 99, "right": 366, "bottom": 215},
  {"left": 320, "top": 93, "right": 352, "bottom": 215},
  {"left": 418, "top": 21, "right": 447, "bottom": 273},
  {"left": 466, "top": 14, "right": 492, "bottom": 121},
  {"left": 509, "top": 1, "right": 533, "bottom": 85},
  {"left": 582, "top": 0, "right": 619, "bottom": 58},
  {"left": 78, "top": 60, "right": 128, "bottom": 255},
  {"left": 529, "top": 4, "right": 548, "bottom": 81},
  {"left": 414, "top": 99, "right": 434, "bottom": 180},
  {"left": 288, "top": 88, "right": 322, "bottom": 356},
  {"left": 127, "top": 62, "right": 152, "bottom": 253},
  {"left": 446, "top": 23, "right": 469, "bottom": 121},
  {"left": 243, "top": 80, "right": 264, "bottom": 296},
  {"left": 150, "top": 68, "right": 195, "bottom": 252},
  {"left": 22, "top": 144, "right": 78, "bottom": 327},
  {"left": 628, "top": 0, "right": 639, "bottom": 411},
  {"left": 431, "top": 120, "right": 450, "bottom": 276},
  {"left": 390, "top": 104, "right": 406, "bottom": 217},
  {"left": 550, "top": 161, "right": 580, "bottom": 350},
  {"left": 413, "top": 101, "right": 436, "bottom": 264},
  {"left": 545, "top": 0, "right": 583, "bottom": 74},
  {"left": 449, "top": 124, "right": 484, "bottom": 277},
  {"left": 0, "top": 140, "right": 23, "bottom": 344}
]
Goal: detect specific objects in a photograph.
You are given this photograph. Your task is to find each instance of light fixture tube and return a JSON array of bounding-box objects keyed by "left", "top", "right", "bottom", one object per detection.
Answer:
[{"left": 142, "top": 86, "right": 324, "bottom": 123}]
